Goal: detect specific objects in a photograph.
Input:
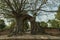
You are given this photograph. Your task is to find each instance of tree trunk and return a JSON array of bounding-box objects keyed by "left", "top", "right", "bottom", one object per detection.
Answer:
[
  {"left": 8, "top": 17, "right": 25, "bottom": 36},
  {"left": 16, "top": 18, "right": 24, "bottom": 34},
  {"left": 30, "top": 18, "right": 45, "bottom": 34},
  {"left": 31, "top": 20, "right": 37, "bottom": 34}
]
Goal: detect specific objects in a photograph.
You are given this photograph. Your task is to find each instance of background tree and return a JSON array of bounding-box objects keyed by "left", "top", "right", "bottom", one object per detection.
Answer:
[
  {"left": 39, "top": 22, "right": 48, "bottom": 34},
  {"left": 40, "top": 22, "right": 48, "bottom": 28},
  {"left": 55, "top": 6, "right": 60, "bottom": 20},
  {"left": 48, "top": 20, "right": 60, "bottom": 28},
  {"left": 54, "top": 6, "right": 60, "bottom": 28}
]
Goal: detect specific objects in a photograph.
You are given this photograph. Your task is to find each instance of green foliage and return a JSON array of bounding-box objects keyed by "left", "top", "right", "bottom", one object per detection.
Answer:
[
  {"left": 2, "top": 20, "right": 16, "bottom": 31},
  {"left": 8, "top": 20, "right": 16, "bottom": 29},
  {"left": 54, "top": 6, "right": 60, "bottom": 28},
  {"left": 24, "top": 20, "right": 29, "bottom": 31},
  {"left": 55, "top": 6, "right": 60, "bottom": 20},
  {"left": 48, "top": 20, "right": 60, "bottom": 28},
  {"left": 40, "top": 22, "right": 48, "bottom": 27},
  {"left": 0, "top": 19, "right": 6, "bottom": 29}
]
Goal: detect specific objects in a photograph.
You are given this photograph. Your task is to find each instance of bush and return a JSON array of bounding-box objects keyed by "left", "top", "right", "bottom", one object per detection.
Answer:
[
  {"left": 0, "top": 20, "right": 6, "bottom": 30},
  {"left": 40, "top": 22, "right": 48, "bottom": 28}
]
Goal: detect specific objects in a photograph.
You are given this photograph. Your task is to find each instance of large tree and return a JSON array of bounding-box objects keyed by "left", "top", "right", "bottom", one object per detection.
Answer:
[{"left": 0, "top": 0, "right": 59, "bottom": 36}]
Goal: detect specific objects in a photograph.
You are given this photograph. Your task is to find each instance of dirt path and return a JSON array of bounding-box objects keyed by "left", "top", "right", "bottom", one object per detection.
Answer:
[{"left": 0, "top": 35, "right": 60, "bottom": 39}]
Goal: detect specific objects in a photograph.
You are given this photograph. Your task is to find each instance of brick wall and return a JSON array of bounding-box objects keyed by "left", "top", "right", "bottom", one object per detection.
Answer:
[{"left": 44, "top": 28, "right": 60, "bottom": 35}]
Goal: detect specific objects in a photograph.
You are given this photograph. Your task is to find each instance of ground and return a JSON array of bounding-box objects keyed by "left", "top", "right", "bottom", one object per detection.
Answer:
[
  {"left": 0, "top": 30, "right": 60, "bottom": 40},
  {"left": 0, "top": 35, "right": 60, "bottom": 40}
]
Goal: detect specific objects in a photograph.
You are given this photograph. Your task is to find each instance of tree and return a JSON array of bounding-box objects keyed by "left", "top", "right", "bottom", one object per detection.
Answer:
[
  {"left": 48, "top": 20, "right": 60, "bottom": 28},
  {"left": 0, "top": 0, "right": 59, "bottom": 36},
  {"left": 55, "top": 6, "right": 60, "bottom": 20},
  {"left": 54, "top": 6, "right": 60, "bottom": 28}
]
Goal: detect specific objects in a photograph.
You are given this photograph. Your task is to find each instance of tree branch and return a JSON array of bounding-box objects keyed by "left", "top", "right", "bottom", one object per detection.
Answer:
[
  {"left": 36, "top": 0, "right": 48, "bottom": 12},
  {"left": 22, "top": 0, "right": 26, "bottom": 10},
  {"left": 4, "top": 0, "right": 14, "bottom": 11},
  {"left": 2, "top": 8, "right": 12, "bottom": 12},
  {"left": 1, "top": 12, "right": 14, "bottom": 18},
  {"left": 13, "top": 0, "right": 18, "bottom": 12},
  {"left": 18, "top": 0, "right": 24, "bottom": 11},
  {"left": 25, "top": 0, "right": 48, "bottom": 12},
  {"left": 40, "top": 10, "right": 58, "bottom": 12},
  {"left": 4, "top": 0, "right": 17, "bottom": 15}
]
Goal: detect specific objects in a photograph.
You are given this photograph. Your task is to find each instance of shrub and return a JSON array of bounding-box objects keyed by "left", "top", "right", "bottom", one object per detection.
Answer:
[{"left": 0, "top": 20, "right": 6, "bottom": 30}]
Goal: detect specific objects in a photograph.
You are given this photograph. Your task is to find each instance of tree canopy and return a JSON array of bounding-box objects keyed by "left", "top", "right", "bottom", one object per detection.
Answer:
[{"left": 0, "top": 0, "right": 59, "bottom": 19}]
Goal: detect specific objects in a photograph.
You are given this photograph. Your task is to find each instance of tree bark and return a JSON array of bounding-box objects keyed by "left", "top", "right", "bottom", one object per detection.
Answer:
[
  {"left": 8, "top": 17, "right": 25, "bottom": 36},
  {"left": 30, "top": 18, "right": 45, "bottom": 34},
  {"left": 16, "top": 18, "right": 24, "bottom": 34}
]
